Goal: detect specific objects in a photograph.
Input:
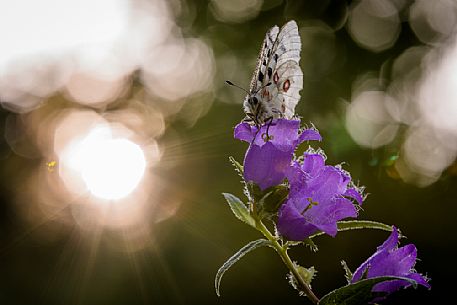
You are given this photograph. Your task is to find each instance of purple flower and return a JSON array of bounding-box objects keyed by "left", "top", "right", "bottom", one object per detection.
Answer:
[
  {"left": 234, "top": 119, "right": 321, "bottom": 191},
  {"left": 351, "top": 226, "right": 430, "bottom": 298},
  {"left": 277, "top": 152, "right": 363, "bottom": 240}
]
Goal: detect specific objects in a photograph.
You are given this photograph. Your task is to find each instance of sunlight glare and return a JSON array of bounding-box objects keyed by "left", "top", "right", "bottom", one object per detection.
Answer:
[
  {"left": 65, "top": 126, "right": 146, "bottom": 200},
  {"left": 0, "top": 0, "right": 127, "bottom": 64}
]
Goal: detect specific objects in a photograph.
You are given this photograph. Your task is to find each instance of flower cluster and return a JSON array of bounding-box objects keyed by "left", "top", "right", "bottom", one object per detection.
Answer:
[
  {"left": 218, "top": 117, "right": 430, "bottom": 304},
  {"left": 235, "top": 118, "right": 363, "bottom": 240},
  {"left": 277, "top": 152, "right": 363, "bottom": 240}
]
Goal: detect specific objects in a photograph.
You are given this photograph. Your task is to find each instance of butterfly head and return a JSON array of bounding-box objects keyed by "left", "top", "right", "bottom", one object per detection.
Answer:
[
  {"left": 226, "top": 80, "right": 272, "bottom": 126},
  {"left": 244, "top": 81, "right": 273, "bottom": 125},
  {"left": 244, "top": 94, "right": 262, "bottom": 124},
  {"left": 226, "top": 80, "right": 260, "bottom": 125}
]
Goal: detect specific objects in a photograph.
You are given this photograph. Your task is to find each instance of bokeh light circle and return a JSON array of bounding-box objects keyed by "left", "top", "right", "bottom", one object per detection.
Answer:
[
  {"left": 81, "top": 138, "right": 145, "bottom": 200},
  {"left": 62, "top": 125, "right": 146, "bottom": 200}
]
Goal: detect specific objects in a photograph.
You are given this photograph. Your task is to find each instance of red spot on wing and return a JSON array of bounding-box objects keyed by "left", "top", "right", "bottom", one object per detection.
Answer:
[
  {"left": 273, "top": 72, "right": 279, "bottom": 84},
  {"left": 283, "top": 79, "right": 290, "bottom": 92}
]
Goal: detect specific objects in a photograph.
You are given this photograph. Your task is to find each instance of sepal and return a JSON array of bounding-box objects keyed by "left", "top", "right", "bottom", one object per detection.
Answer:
[
  {"left": 341, "top": 260, "right": 353, "bottom": 284},
  {"left": 288, "top": 263, "right": 317, "bottom": 296}
]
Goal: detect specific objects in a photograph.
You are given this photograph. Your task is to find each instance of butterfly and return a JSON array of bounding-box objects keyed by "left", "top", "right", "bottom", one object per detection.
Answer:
[{"left": 228, "top": 20, "right": 303, "bottom": 127}]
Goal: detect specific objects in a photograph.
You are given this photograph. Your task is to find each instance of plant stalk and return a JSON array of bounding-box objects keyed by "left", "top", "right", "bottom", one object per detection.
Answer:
[{"left": 255, "top": 219, "right": 320, "bottom": 304}]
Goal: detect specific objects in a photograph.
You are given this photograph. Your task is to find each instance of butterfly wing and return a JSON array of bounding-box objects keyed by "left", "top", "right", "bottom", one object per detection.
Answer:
[
  {"left": 267, "top": 20, "right": 303, "bottom": 119},
  {"left": 243, "top": 24, "right": 279, "bottom": 122},
  {"left": 249, "top": 25, "right": 279, "bottom": 93},
  {"left": 244, "top": 20, "right": 302, "bottom": 123},
  {"left": 274, "top": 60, "right": 303, "bottom": 119}
]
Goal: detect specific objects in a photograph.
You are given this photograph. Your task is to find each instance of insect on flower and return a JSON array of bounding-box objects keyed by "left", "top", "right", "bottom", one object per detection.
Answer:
[
  {"left": 227, "top": 20, "right": 303, "bottom": 132},
  {"left": 46, "top": 160, "right": 57, "bottom": 172}
]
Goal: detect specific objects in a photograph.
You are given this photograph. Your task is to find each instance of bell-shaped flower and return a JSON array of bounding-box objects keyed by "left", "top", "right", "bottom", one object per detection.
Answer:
[
  {"left": 234, "top": 119, "right": 321, "bottom": 191},
  {"left": 351, "top": 226, "right": 430, "bottom": 299},
  {"left": 277, "top": 152, "right": 363, "bottom": 240}
]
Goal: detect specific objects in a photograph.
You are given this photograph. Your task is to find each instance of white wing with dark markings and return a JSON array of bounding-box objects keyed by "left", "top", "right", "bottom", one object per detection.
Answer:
[{"left": 243, "top": 20, "right": 303, "bottom": 125}]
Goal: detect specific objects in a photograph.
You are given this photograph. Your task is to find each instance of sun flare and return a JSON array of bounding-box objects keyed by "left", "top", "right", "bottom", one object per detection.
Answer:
[{"left": 62, "top": 125, "right": 146, "bottom": 200}]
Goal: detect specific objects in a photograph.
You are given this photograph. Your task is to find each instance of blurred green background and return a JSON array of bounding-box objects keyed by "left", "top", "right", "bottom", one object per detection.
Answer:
[{"left": 0, "top": 0, "right": 455, "bottom": 304}]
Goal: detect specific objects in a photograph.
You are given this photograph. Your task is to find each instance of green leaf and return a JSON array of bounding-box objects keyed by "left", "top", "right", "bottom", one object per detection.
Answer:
[
  {"left": 215, "top": 239, "right": 273, "bottom": 296},
  {"left": 222, "top": 193, "right": 256, "bottom": 227},
  {"left": 318, "top": 276, "right": 418, "bottom": 305},
  {"left": 229, "top": 156, "right": 244, "bottom": 176},
  {"left": 309, "top": 220, "right": 393, "bottom": 239}
]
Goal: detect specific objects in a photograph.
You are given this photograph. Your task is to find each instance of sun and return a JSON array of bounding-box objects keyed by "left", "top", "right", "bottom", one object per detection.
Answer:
[{"left": 62, "top": 125, "right": 146, "bottom": 200}]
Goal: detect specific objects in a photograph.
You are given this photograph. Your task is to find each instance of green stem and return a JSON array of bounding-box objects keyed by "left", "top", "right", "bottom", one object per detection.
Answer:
[{"left": 255, "top": 219, "right": 320, "bottom": 304}]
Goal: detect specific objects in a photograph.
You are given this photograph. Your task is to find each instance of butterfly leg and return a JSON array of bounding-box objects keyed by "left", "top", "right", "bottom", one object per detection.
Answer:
[
  {"left": 251, "top": 118, "right": 265, "bottom": 144},
  {"left": 262, "top": 117, "right": 274, "bottom": 142}
]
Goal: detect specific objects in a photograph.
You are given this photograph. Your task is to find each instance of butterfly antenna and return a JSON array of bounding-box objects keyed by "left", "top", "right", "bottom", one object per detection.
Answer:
[
  {"left": 225, "top": 80, "right": 249, "bottom": 94},
  {"left": 255, "top": 82, "right": 271, "bottom": 94}
]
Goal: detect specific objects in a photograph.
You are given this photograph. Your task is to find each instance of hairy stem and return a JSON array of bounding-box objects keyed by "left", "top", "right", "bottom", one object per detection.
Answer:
[{"left": 255, "top": 219, "right": 320, "bottom": 304}]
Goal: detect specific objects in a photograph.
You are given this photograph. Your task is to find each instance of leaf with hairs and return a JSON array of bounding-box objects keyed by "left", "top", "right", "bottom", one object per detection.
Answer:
[
  {"left": 318, "top": 276, "right": 418, "bottom": 305},
  {"left": 222, "top": 193, "right": 255, "bottom": 227},
  {"left": 215, "top": 239, "right": 273, "bottom": 296}
]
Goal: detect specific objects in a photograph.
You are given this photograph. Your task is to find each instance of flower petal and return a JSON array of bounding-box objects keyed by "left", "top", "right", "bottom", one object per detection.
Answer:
[
  {"left": 251, "top": 119, "right": 301, "bottom": 149},
  {"left": 277, "top": 201, "right": 318, "bottom": 240},
  {"left": 303, "top": 197, "right": 358, "bottom": 237},
  {"left": 406, "top": 272, "right": 431, "bottom": 289},
  {"left": 305, "top": 167, "right": 345, "bottom": 203},
  {"left": 234, "top": 122, "right": 255, "bottom": 143},
  {"left": 285, "top": 162, "right": 309, "bottom": 197},
  {"left": 344, "top": 187, "right": 364, "bottom": 205},
  {"left": 301, "top": 153, "right": 325, "bottom": 178},
  {"left": 367, "top": 244, "right": 417, "bottom": 278},
  {"left": 243, "top": 142, "right": 291, "bottom": 190},
  {"left": 299, "top": 128, "right": 322, "bottom": 143},
  {"left": 378, "top": 226, "right": 399, "bottom": 252}
]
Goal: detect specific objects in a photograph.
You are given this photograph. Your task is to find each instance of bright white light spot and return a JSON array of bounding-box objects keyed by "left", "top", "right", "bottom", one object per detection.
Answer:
[
  {"left": 82, "top": 138, "right": 146, "bottom": 200},
  {"left": 0, "top": 0, "right": 127, "bottom": 65},
  {"left": 65, "top": 126, "right": 146, "bottom": 200}
]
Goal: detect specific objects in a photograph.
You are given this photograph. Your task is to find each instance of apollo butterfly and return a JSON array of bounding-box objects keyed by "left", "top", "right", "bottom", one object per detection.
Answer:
[{"left": 228, "top": 20, "right": 303, "bottom": 126}]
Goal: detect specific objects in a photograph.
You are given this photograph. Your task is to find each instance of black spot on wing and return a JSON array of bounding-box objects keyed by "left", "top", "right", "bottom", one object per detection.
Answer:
[
  {"left": 267, "top": 67, "right": 272, "bottom": 79},
  {"left": 258, "top": 71, "right": 264, "bottom": 82}
]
